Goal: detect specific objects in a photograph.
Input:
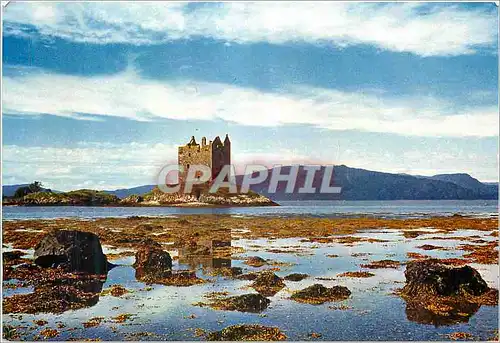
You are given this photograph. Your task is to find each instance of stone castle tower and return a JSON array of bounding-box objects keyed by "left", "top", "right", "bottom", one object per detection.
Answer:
[{"left": 178, "top": 134, "right": 231, "bottom": 185}]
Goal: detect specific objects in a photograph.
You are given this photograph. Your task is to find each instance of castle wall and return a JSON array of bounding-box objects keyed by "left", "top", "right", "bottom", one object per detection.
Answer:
[
  {"left": 211, "top": 136, "right": 231, "bottom": 180},
  {"left": 177, "top": 135, "right": 231, "bottom": 193},
  {"left": 178, "top": 142, "right": 211, "bottom": 184}
]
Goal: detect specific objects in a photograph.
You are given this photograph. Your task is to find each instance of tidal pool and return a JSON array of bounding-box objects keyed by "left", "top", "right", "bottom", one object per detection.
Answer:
[{"left": 3, "top": 227, "right": 498, "bottom": 341}]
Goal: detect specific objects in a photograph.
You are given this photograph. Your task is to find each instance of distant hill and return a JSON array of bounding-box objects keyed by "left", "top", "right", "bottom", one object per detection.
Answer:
[
  {"left": 2, "top": 184, "right": 58, "bottom": 197},
  {"left": 428, "top": 173, "right": 498, "bottom": 198},
  {"left": 2, "top": 184, "right": 29, "bottom": 197},
  {"left": 103, "top": 185, "right": 156, "bottom": 198},
  {"left": 4, "top": 165, "right": 498, "bottom": 201},
  {"left": 233, "top": 165, "right": 498, "bottom": 201}
]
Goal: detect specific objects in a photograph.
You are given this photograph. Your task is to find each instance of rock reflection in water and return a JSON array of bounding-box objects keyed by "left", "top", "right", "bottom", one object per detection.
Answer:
[
  {"left": 404, "top": 298, "right": 480, "bottom": 326},
  {"left": 2, "top": 268, "right": 106, "bottom": 314}
]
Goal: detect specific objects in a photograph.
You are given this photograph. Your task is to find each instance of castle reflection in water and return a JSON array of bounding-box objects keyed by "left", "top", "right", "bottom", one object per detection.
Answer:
[{"left": 177, "top": 228, "right": 233, "bottom": 270}]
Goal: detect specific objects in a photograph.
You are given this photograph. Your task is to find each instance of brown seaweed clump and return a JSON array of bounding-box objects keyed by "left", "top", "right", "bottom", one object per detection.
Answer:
[
  {"left": 458, "top": 242, "right": 498, "bottom": 264},
  {"left": 360, "top": 259, "right": 401, "bottom": 269},
  {"left": 141, "top": 270, "right": 207, "bottom": 287},
  {"left": 237, "top": 272, "right": 259, "bottom": 281},
  {"left": 3, "top": 250, "right": 27, "bottom": 264},
  {"left": 40, "top": 329, "right": 60, "bottom": 339},
  {"left": 399, "top": 259, "right": 498, "bottom": 326},
  {"left": 337, "top": 271, "right": 374, "bottom": 278},
  {"left": 406, "top": 252, "right": 430, "bottom": 260},
  {"left": 83, "top": 317, "right": 104, "bottom": 328},
  {"left": 284, "top": 273, "right": 309, "bottom": 281},
  {"left": 290, "top": 284, "right": 351, "bottom": 305},
  {"left": 112, "top": 313, "right": 134, "bottom": 323},
  {"left": 406, "top": 253, "right": 471, "bottom": 266},
  {"left": 417, "top": 244, "right": 448, "bottom": 251},
  {"left": 207, "top": 324, "right": 287, "bottom": 341},
  {"left": 402, "top": 231, "right": 428, "bottom": 239},
  {"left": 196, "top": 293, "right": 270, "bottom": 313},
  {"left": 101, "top": 284, "right": 130, "bottom": 297},
  {"left": 244, "top": 256, "right": 268, "bottom": 267},
  {"left": 3, "top": 272, "right": 105, "bottom": 314},
  {"left": 446, "top": 332, "right": 473, "bottom": 340},
  {"left": 250, "top": 271, "right": 285, "bottom": 296},
  {"left": 204, "top": 267, "right": 243, "bottom": 278}
]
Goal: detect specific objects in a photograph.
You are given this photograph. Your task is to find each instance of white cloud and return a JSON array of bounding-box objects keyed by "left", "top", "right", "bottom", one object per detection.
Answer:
[
  {"left": 2, "top": 143, "right": 178, "bottom": 191},
  {"left": 4, "top": 141, "right": 497, "bottom": 192},
  {"left": 4, "top": 67, "right": 498, "bottom": 137},
  {"left": 3, "top": 2, "right": 497, "bottom": 56}
]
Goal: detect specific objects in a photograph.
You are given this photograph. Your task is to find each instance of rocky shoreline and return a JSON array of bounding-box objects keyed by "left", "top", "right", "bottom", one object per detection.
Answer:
[{"left": 2, "top": 188, "right": 278, "bottom": 207}]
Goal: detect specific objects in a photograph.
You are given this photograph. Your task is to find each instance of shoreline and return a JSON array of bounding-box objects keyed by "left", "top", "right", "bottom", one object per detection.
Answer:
[
  {"left": 1, "top": 202, "right": 280, "bottom": 208},
  {"left": 3, "top": 214, "right": 498, "bottom": 249}
]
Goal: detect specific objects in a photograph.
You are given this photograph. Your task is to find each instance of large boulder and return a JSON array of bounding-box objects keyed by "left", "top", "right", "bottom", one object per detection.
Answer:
[
  {"left": 399, "top": 259, "right": 498, "bottom": 326},
  {"left": 133, "top": 239, "right": 173, "bottom": 281},
  {"left": 401, "top": 259, "right": 489, "bottom": 297},
  {"left": 34, "top": 230, "right": 109, "bottom": 274}
]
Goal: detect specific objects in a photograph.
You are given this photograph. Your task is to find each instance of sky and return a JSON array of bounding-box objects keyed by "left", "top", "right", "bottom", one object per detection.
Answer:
[{"left": 2, "top": 2, "right": 499, "bottom": 191}]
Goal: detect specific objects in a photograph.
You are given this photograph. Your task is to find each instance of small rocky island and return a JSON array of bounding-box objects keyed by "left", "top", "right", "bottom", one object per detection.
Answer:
[
  {"left": 3, "top": 135, "right": 278, "bottom": 207},
  {"left": 2, "top": 186, "right": 277, "bottom": 207}
]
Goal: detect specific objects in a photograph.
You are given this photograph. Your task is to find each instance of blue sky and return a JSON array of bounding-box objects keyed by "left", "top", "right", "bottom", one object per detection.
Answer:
[{"left": 2, "top": 2, "right": 498, "bottom": 190}]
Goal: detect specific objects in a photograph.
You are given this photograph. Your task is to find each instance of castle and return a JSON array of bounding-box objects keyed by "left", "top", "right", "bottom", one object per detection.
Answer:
[{"left": 178, "top": 134, "right": 231, "bottom": 186}]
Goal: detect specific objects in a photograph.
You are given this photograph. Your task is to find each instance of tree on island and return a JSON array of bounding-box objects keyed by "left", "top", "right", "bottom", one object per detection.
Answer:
[{"left": 14, "top": 181, "right": 46, "bottom": 198}]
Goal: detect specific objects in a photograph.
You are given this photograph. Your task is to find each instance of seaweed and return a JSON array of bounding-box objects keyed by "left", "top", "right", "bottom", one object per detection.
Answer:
[
  {"left": 360, "top": 259, "right": 401, "bottom": 269},
  {"left": 195, "top": 293, "right": 270, "bottom": 313},
  {"left": 207, "top": 324, "right": 287, "bottom": 341},
  {"left": 290, "top": 284, "right": 351, "bottom": 305},
  {"left": 337, "top": 271, "right": 374, "bottom": 278}
]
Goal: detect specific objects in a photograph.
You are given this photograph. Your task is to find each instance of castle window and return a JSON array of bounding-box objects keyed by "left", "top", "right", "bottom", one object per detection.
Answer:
[{"left": 188, "top": 153, "right": 191, "bottom": 157}]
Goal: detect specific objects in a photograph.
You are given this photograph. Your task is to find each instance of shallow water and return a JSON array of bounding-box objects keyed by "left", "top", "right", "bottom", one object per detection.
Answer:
[
  {"left": 3, "top": 227, "right": 498, "bottom": 341},
  {"left": 2, "top": 200, "right": 498, "bottom": 220}
]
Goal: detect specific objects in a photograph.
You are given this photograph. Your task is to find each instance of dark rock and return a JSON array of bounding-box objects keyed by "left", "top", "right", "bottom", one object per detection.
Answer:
[
  {"left": 291, "top": 284, "right": 351, "bottom": 304},
  {"left": 133, "top": 239, "right": 172, "bottom": 281},
  {"left": 250, "top": 271, "right": 285, "bottom": 296},
  {"left": 207, "top": 324, "right": 287, "bottom": 341},
  {"left": 237, "top": 272, "right": 258, "bottom": 281},
  {"left": 34, "top": 230, "right": 109, "bottom": 274},
  {"left": 401, "top": 259, "right": 488, "bottom": 297},
  {"left": 400, "top": 259, "right": 498, "bottom": 326},
  {"left": 229, "top": 266, "right": 243, "bottom": 276},
  {"left": 244, "top": 256, "right": 267, "bottom": 267},
  {"left": 207, "top": 293, "right": 270, "bottom": 313},
  {"left": 224, "top": 294, "right": 270, "bottom": 312},
  {"left": 3, "top": 250, "right": 25, "bottom": 262},
  {"left": 284, "top": 273, "right": 309, "bottom": 281}
]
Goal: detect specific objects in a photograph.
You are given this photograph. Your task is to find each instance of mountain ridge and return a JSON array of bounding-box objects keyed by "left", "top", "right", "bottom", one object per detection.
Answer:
[{"left": 3, "top": 165, "right": 498, "bottom": 200}]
